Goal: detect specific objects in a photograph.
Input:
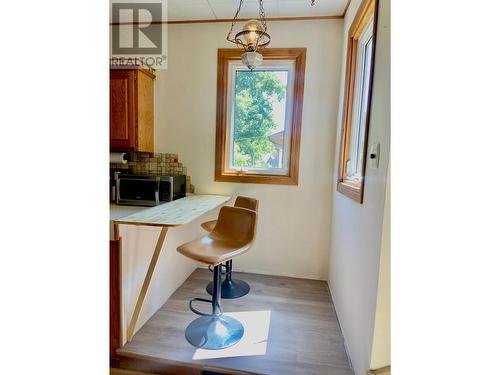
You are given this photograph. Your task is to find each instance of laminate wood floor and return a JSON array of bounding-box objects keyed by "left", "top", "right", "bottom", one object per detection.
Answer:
[{"left": 117, "top": 268, "right": 354, "bottom": 375}]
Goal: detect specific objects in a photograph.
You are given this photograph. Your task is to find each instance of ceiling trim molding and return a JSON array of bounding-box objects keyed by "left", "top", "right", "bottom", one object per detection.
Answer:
[
  {"left": 342, "top": 0, "right": 352, "bottom": 17},
  {"left": 110, "top": 15, "right": 344, "bottom": 26}
]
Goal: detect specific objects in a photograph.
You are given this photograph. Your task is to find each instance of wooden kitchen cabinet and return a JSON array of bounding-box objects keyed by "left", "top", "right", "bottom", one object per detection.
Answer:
[{"left": 110, "top": 69, "right": 155, "bottom": 152}]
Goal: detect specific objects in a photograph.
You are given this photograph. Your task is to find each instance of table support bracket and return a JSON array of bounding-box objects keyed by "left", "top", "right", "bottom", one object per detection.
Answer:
[{"left": 126, "top": 226, "right": 169, "bottom": 342}]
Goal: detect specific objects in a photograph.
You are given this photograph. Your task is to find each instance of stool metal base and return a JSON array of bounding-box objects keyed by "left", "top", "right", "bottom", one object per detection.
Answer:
[
  {"left": 206, "top": 279, "right": 250, "bottom": 299},
  {"left": 185, "top": 315, "right": 244, "bottom": 349}
]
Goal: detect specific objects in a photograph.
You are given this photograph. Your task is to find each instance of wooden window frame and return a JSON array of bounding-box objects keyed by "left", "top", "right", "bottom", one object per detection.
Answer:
[
  {"left": 337, "top": 0, "right": 378, "bottom": 203},
  {"left": 215, "top": 48, "right": 306, "bottom": 185}
]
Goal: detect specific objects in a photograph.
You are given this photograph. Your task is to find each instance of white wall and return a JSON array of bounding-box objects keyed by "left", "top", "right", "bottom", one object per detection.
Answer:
[
  {"left": 328, "top": 0, "right": 390, "bottom": 374},
  {"left": 370, "top": 163, "right": 391, "bottom": 369},
  {"left": 154, "top": 20, "right": 344, "bottom": 280}
]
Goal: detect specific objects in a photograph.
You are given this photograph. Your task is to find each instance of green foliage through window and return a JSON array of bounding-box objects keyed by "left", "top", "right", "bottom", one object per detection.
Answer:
[{"left": 232, "top": 70, "right": 287, "bottom": 169}]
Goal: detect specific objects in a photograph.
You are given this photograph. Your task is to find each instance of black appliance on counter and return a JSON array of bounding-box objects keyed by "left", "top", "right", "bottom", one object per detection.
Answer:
[
  {"left": 116, "top": 174, "right": 186, "bottom": 206},
  {"left": 110, "top": 168, "right": 128, "bottom": 203}
]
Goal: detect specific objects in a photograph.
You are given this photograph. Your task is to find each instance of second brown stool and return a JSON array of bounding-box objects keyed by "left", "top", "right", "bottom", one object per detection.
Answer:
[
  {"left": 177, "top": 206, "right": 257, "bottom": 349},
  {"left": 202, "top": 196, "right": 258, "bottom": 299}
]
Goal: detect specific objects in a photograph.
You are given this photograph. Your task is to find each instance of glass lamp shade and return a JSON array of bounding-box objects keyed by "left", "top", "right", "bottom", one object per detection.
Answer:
[
  {"left": 235, "top": 19, "right": 270, "bottom": 52},
  {"left": 242, "top": 19, "right": 264, "bottom": 47},
  {"left": 241, "top": 51, "right": 263, "bottom": 70}
]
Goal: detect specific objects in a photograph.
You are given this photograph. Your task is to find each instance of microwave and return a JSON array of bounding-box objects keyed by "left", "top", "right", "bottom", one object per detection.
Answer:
[{"left": 116, "top": 174, "right": 186, "bottom": 206}]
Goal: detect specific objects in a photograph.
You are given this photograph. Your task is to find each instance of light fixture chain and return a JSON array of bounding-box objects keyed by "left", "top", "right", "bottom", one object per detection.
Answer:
[
  {"left": 226, "top": 0, "right": 245, "bottom": 46},
  {"left": 259, "top": 0, "right": 267, "bottom": 30},
  {"left": 255, "top": 0, "right": 267, "bottom": 51}
]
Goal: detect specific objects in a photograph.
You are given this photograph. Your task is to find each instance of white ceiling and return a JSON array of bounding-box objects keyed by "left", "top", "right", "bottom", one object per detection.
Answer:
[{"left": 167, "top": 0, "right": 348, "bottom": 21}]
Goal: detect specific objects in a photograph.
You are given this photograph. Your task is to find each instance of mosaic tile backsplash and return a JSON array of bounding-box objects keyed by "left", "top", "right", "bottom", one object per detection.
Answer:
[{"left": 111, "top": 152, "right": 193, "bottom": 193}]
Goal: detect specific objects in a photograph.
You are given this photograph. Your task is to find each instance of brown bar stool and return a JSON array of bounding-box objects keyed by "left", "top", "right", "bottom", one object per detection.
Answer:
[
  {"left": 177, "top": 206, "right": 257, "bottom": 349},
  {"left": 201, "top": 196, "right": 258, "bottom": 299}
]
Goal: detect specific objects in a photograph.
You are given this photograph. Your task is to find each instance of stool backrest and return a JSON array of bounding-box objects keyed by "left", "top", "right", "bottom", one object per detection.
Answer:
[
  {"left": 234, "top": 196, "right": 259, "bottom": 212},
  {"left": 212, "top": 206, "right": 257, "bottom": 246}
]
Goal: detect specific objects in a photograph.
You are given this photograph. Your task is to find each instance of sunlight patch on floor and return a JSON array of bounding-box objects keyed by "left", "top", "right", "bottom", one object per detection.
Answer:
[{"left": 192, "top": 310, "right": 271, "bottom": 360}]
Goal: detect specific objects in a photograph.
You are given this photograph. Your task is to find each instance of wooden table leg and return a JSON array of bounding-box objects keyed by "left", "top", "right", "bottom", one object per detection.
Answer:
[
  {"left": 127, "top": 227, "right": 169, "bottom": 342},
  {"left": 110, "top": 242, "right": 121, "bottom": 359},
  {"left": 110, "top": 222, "right": 122, "bottom": 360}
]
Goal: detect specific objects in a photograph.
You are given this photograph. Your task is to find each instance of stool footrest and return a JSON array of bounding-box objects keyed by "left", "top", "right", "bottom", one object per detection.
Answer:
[
  {"left": 208, "top": 264, "right": 229, "bottom": 275},
  {"left": 189, "top": 298, "right": 222, "bottom": 317}
]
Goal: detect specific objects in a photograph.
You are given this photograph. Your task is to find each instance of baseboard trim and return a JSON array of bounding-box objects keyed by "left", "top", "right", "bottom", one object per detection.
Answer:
[
  {"left": 367, "top": 365, "right": 391, "bottom": 375},
  {"left": 203, "top": 266, "right": 327, "bottom": 281},
  {"left": 326, "top": 280, "right": 354, "bottom": 371}
]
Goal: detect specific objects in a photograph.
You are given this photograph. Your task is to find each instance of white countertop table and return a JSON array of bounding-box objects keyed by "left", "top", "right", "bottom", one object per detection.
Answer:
[
  {"left": 111, "top": 194, "right": 231, "bottom": 342},
  {"left": 113, "top": 195, "right": 231, "bottom": 227}
]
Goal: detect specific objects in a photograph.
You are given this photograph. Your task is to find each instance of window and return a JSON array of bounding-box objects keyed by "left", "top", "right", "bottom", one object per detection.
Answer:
[
  {"left": 228, "top": 63, "right": 293, "bottom": 175},
  {"left": 338, "top": 0, "right": 377, "bottom": 203},
  {"left": 215, "top": 48, "right": 306, "bottom": 185}
]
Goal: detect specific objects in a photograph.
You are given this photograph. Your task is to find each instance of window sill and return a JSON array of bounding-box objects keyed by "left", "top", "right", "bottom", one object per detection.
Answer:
[
  {"left": 215, "top": 171, "right": 298, "bottom": 185},
  {"left": 337, "top": 180, "right": 363, "bottom": 203}
]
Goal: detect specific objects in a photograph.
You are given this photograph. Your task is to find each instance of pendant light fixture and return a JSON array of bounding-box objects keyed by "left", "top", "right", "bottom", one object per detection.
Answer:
[
  {"left": 226, "top": 0, "right": 317, "bottom": 70},
  {"left": 226, "top": 0, "right": 271, "bottom": 70}
]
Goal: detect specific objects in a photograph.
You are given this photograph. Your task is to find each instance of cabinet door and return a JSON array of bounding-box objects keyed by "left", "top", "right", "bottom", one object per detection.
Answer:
[
  {"left": 136, "top": 70, "right": 154, "bottom": 152},
  {"left": 110, "top": 70, "right": 136, "bottom": 150}
]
